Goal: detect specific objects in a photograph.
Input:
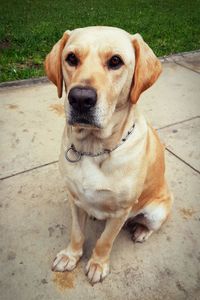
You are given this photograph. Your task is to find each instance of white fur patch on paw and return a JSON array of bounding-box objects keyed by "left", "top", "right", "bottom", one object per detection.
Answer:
[
  {"left": 52, "top": 249, "right": 79, "bottom": 272},
  {"left": 85, "top": 259, "right": 110, "bottom": 285},
  {"left": 131, "top": 224, "right": 153, "bottom": 243}
]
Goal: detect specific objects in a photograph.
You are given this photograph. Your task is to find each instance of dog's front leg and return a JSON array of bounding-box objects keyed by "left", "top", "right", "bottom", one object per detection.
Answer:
[
  {"left": 52, "top": 199, "right": 87, "bottom": 272},
  {"left": 86, "top": 212, "right": 129, "bottom": 284}
]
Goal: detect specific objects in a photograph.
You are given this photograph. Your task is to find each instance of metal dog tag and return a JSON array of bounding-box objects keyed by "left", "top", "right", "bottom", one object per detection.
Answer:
[{"left": 65, "top": 146, "right": 81, "bottom": 163}]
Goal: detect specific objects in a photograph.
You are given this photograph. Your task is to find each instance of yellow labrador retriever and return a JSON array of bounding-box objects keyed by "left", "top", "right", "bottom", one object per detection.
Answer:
[{"left": 45, "top": 26, "right": 173, "bottom": 285}]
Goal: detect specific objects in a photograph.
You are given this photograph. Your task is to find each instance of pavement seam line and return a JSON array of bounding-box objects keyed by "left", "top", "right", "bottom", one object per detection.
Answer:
[
  {"left": 0, "top": 77, "right": 49, "bottom": 89},
  {"left": 166, "top": 148, "right": 200, "bottom": 175},
  {"left": 1, "top": 50, "right": 199, "bottom": 89},
  {"left": 173, "top": 61, "right": 200, "bottom": 75},
  {"left": 160, "top": 49, "right": 200, "bottom": 59},
  {"left": 1, "top": 149, "right": 199, "bottom": 181},
  {"left": 157, "top": 116, "right": 200, "bottom": 131},
  {"left": 1, "top": 115, "right": 200, "bottom": 180},
  {"left": 0, "top": 160, "right": 58, "bottom": 181}
]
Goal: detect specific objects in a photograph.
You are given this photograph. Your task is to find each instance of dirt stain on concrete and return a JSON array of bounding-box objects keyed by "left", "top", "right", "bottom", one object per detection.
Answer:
[
  {"left": 53, "top": 271, "right": 74, "bottom": 291},
  {"left": 48, "top": 226, "right": 54, "bottom": 237},
  {"left": 49, "top": 104, "right": 64, "bottom": 116},
  {"left": 176, "top": 280, "right": 188, "bottom": 296},
  {"left": 180, "top": 207, "right": 196, "bottom": 219},
  {"left": 48, "top": 224, "right": 67, "bottom": 237},
  {"left": 7, "top": 250, "right": 16, "bottom": 260},
  {"left": 41, "top": 278, "right": 48, "bottom": 284},
  {"left": 7, "top": 104, "right": 19, "bottom": 110}
]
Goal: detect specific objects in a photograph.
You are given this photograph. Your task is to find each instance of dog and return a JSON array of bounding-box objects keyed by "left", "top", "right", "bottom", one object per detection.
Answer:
[{"left": 45, "top": 26, "right": 173, "bottom": 285}]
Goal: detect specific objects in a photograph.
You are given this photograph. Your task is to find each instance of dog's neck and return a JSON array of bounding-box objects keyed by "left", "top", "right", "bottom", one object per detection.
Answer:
[{"left": 65, "top": 102, "right": 136, "bottom": 154}]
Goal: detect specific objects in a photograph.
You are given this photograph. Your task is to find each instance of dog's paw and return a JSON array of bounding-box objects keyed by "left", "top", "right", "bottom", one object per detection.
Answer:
[
  {"left": 85, "top": 258, "right": 110, "bottom": 285},
  {"left": 52, "top": 249, "right": 80, "bottom": 272},
  {"left": 131, "top": 224, "right": 153, "bottom": 243}
]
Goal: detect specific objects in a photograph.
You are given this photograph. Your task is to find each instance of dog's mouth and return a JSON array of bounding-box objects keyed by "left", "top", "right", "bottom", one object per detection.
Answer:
[{"left": 68, "top": 115, "right": 101, "bottom": 129}]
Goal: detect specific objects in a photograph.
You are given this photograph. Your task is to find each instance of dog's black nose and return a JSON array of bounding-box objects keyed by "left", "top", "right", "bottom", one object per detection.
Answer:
[{"left": 68, "top": 87, "right": 97, "bottom": 112}]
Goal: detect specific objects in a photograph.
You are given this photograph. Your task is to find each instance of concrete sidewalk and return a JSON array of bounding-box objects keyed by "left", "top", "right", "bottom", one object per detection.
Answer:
[{"left": 0, "top": 51, "right": 200, "bottom": 300}]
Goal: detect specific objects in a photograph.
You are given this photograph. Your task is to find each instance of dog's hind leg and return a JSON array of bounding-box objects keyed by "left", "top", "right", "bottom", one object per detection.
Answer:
[
  {"left": 125, "top": 192, "right": 173, "bottom": 243},
  {"left": 125, "top": 214, "right": 154, "bottom": 243}
]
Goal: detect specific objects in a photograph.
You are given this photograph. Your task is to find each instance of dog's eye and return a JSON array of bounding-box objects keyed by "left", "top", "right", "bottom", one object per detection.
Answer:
[
  {"left": 66, "top": 52, "right": 79, "bottom": 66},
  {"left": 107, "top": 55, "right": 123, "bottom": 70}
]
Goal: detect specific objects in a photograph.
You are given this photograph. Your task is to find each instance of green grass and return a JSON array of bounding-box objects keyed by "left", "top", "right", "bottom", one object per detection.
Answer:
[{"left": 0, "top": 0, "right": 200, "bottom": 82}]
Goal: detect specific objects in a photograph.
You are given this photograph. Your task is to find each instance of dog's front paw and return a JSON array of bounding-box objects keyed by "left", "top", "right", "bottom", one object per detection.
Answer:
[
  {"left": 52, "top": 249, "right": 81, "bottom": 272},
  {"left": 85, "top": 258, "right": 110, "bottom": 285}
]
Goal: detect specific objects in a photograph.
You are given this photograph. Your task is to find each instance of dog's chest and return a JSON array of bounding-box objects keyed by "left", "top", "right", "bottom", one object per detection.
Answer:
[{"left": 60, "top": 155, "right": 138, "bottom": 219}]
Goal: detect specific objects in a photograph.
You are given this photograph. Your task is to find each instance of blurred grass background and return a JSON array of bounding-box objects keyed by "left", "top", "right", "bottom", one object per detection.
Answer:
[{"left": 0, "top": 0, "right": 200, "bottom": 82}]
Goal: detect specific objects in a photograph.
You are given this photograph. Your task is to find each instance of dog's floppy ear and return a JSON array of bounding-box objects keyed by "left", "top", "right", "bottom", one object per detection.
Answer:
[
  {"left": 130, "top": 34, "right": 162, "bottom": 104},
  {"left": 44, "top": 31, "right": 70, "bottom": 98}
]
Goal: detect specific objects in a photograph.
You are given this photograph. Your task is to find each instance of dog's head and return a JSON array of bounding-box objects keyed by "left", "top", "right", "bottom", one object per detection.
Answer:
[{"left": 45, "top": 26, "right": 161, "bottom": 129}]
